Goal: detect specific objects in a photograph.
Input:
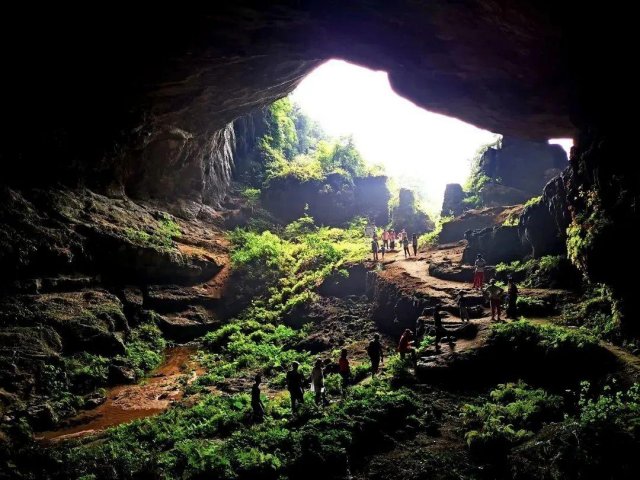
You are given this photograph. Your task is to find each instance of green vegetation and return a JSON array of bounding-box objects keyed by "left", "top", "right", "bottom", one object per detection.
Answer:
[
  {"left": 230, "top": 216, "right": 368, "bottom": 321},
  {"left": 523, "top": 195, "right": 542, "bottom": 209},
  {"left": 495, "top": 255, "right": 580, "bottom": 288},
  {"left": 241, "top": 187, "right": 261, "bottom": 208},
  {"left": 48, "top": 381, "right": 421, "bottom": 480},
  {"left": 418, "top": 215, "right": 453, "bottom": 249},
  {"left": 124, "top": 213, "right": 182, "bottom": 251},
  {"left": 462, "top": 136, "right": 502, "bottom": 208},
  {"left": 489, "top": 320, "right": 598, "bottom": 355},
  {"left": 252, "top": 97, "right": 382, "bottom": 188},
  {"left": 566, "top": 188, "right": 612, "bottom": 271},
  {"left": 119, "top": 322, "right": 166, "bottom": 378},
  {"left": 461, "top": 381, "right": 563, "bottom": 455}
]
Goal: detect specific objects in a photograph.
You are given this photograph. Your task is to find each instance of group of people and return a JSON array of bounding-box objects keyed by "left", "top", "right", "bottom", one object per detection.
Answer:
[
  {"left": 256, "top": 335, "right": 385, "bottom": 417},
  {"left": 251, "top": 251, "right": 521, "bottom": 420},
  {"left": 371, "top": 228, "right": 419, "bottom": 260},
  {"left": 472, "top": 253, "right": 519, "bottom": 321}
]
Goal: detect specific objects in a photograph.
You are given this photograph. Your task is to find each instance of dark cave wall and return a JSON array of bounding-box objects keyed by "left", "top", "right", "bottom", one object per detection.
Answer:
[{"left": 1, "top": 1, "right": 585, "bottom": 204}]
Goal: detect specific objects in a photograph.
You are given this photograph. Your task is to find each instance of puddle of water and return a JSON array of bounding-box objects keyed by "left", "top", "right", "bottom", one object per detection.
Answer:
[{"left": 36, "top": 346, "right": 203, "bottom": 443}]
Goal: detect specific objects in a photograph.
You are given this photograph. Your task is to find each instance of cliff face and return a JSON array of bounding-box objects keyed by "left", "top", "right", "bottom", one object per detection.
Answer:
[
  {"left": 262, "top": 174, "right": 390, "bottom": 226},
  {"left": 477, "top": 137, "right": 568, "bottom": 206},
  {"left": 390, "top": 188, "right": 434, "bottom": 235}
]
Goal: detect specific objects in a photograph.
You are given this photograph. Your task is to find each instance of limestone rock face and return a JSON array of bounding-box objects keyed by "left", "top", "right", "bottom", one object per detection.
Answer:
[
  {"left": 520, "top": 174, "right": 571, "bottom": 258},
  {"left": 462, "top": 226, "right": 529, "bottom": 265},
  {"left": 438, "top": 206, "right": 521, "bottom": 244},
  {"left": 390, "top": 188, "right": 434, "bottom": 235},
  {"left": 262, "top": 174, "right": 390, "bottom": 226},
  {"left": 477, "top": 137, "right": 568, "bottom": 205},
  {"left": 441, "top": 184, "right": 466, "bottom": 218}
]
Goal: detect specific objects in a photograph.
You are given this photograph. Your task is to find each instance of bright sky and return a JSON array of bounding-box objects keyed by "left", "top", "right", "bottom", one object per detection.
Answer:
[{"left": 292, "top": 60, "right": 572, "bottom": 215}]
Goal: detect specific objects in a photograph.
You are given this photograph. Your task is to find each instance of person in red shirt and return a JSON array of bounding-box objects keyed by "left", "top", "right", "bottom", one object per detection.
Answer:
[
  {"left": 338, "top": 349, "right": 351, "bottom": 396},
  {"left": 397, "top": 329, "right": 417, "bottom": 365}
]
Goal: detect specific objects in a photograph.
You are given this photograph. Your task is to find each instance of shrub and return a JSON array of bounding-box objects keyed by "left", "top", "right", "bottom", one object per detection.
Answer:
[{"left": 461, "top": 381, "right": 564, "bottom": 456}]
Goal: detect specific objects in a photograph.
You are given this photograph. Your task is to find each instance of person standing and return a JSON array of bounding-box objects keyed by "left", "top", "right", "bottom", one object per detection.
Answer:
[
  {"left": 382, "top": 229, "right": 390, "bottom": 249},
  {"left": 506, "top": 275, "right": 519, "bottom": 318},
  {"left": 367, "top": 334, "right": 384, "bottom": 377},
  {"left": 412, "top": 234, "right": 418, "bottom": 256},
  {"left": 484, "top": 279, "right": 505, "bottom": 321},
  {"left": 389, "top": 229, "right": 396, "bottom": 250},
  {"left": 456, "top": 290, "right": 471, "bottom": 322},
  {"left": 251, "top": 374, "right": 265, "bottom": 422},
  {"left": 380, "top": 241, "right": 386, "bottom": 260},
  {"left": 371, "top": 237, "right": 379, "bottom": 261},
  {"left": 338, "top": 349, "right": 351, "bottom": 396},
  {"left": 397, "top": 329, "right": 417, "bottom": 365},
  {"left": 473, "top": 254, "right": 487, "bottom": 289},
  {"left": 310, "top": 359, "right": 327, "bottom": 406},
  {"left": 286, "top": 362, "right": 305, "bottom": 413},
  {"left": 402, "top": 234, "right": 410, "bottom": 258}
]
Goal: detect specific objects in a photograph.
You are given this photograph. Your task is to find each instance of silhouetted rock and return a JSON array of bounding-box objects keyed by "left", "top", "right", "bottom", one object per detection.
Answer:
[
  {"left": 262, "top": 173, "right": 390, "bottom": 226},
  {"left": 520, "top": 174, "right": 571, "bottom": 258},
  {"left": 441, "top": 184, "right": 466, "bottom": 217},
  {"left": 390, "top": 189, "right": 434, "bottom": 236},
  {"left": 438, "top": 206, "right": 520, "bottom": 244},
  {"left": 462, "top": 226, "right": 529, "bottom": 265},
  {"left": 477, "top": 137, "right": 567, "bottom": 205}
]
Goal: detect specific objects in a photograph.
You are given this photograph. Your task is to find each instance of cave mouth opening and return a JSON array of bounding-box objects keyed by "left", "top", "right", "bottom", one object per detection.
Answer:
[{"left": 286, "top": 59, "right": 574, "bottom": 217}]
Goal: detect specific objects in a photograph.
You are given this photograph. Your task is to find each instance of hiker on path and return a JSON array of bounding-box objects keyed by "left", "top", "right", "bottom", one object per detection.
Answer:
[
  {"left": 371, "top": 237, "right": 379, "bottom": 261},
  {"left": 484, "top": 279, "right": 505, "bottom": 321},
  {"left": 286, "top": 362, "right": 306, "bottom": 413},
  {"left": 412, "top": 234, "right": 418, "bottom": 256},
  {"left": 251, "top": 374, "right": 265, "bottom": 422},
  {"left": 382, "top": 230, "right": 390, "bottom": 249},
  {"left": 402, "top": 234, "right": 410, "bottom": 258},
  {"left": 381, "top": 242, "right": 386, "bottom": 260},
  {"left": 473, "top": 254, "right": 487, "bottom": 289},
  {"left": 338, "top": 349, "right": 351, "bottom": 396},
  {"left": 505, "top": 275, "right": 519, "bottom": 318},
  {"left": 389, "top": 230, "right": 396, "bottom": 250},
  {"left": 310, "top": 359, "right": 328, "bottom": 406},
  {"left": 456, "top": 290, "right": 471, "bottom": 322},
  {"left": 367, "top": 334, "right": 384, "bottom": 377},
  {"left": 398, "top": 328, "right": 417, "bottom": 365}
]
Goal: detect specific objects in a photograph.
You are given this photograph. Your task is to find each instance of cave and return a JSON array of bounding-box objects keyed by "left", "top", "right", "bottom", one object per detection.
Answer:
[{"left": 1, "top": 3, "right": 638, "bottom": 480}]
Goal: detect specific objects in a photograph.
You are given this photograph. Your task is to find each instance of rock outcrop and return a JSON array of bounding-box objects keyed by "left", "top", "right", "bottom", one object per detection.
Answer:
[
  {"left": 476, "top": 137, "right": 568, "bottom": 206},
  {"left": 262, "top": 173, "right": 390, "bottom": 226},
  {"left": 390, "top": 189, "right": 434, "bottom": 236},
  {"left": 520, "top": 174, "right": 571, "bottom": 258},
  {"left": 438, "top": 206, "right": 523, "bottom": 244},
  {"left": 0, "top": 187, "right": 230, "bottom": 426},
  {"left": 441, "top": 184, "right": 466, "bottom": 217}
]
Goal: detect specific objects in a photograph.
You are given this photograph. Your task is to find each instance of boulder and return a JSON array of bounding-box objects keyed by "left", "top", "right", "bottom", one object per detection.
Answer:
[
  {"left": 440, "top": 184, "right": 466, "bottom": 217},
  {"left": 438, "top": 206, "right": 510, "bottom": 244},
  {"left": 462, "top": 226, "right": 529, "bottom": 265},
  {"left": 390, "top": 188, "right": 434, "bottom": 236},
  {"left": 0, "top": 290, "right": 128, "bottom": 356}
]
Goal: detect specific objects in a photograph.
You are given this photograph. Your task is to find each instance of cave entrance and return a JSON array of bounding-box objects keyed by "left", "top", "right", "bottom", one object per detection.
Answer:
[{"left": 282, "top": 59, "right": 573, "bottom": 219}]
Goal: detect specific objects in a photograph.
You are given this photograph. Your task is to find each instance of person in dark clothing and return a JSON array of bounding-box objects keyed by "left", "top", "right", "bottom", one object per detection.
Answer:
[
  {"left": 338, "top": 349, "right": 351, "bottom": 396},
  {"left": 412, "top": 234, "right": 418, "bottom": 256},
  {"left": 456, "top": 290, "right": 471, "bottom": 322},
  {"left": 371, "top": 237, "right": 379, "bottom": 261},
  {"left": 251, "top": 373, "right": 265, "bottom": 422},
  {"left": 415, "top": 308, "right": 429, "bottom": 340},
  {"left": 367, "top": 333, "right": 384, "bottom": 377},
  {"left": 506, "top": 276, "right": 519, "bottom": 318},
  {"left": 286, "top": 361, "right": 305, "bottom": 413},
  {"left": 402, "top": 234, "right": 410, "bottom": 258}
]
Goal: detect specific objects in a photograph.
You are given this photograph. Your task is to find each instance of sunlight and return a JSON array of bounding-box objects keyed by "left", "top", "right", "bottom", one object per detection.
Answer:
[{"left": 292, "top": 60, "right": 498, "bottom": 214}]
